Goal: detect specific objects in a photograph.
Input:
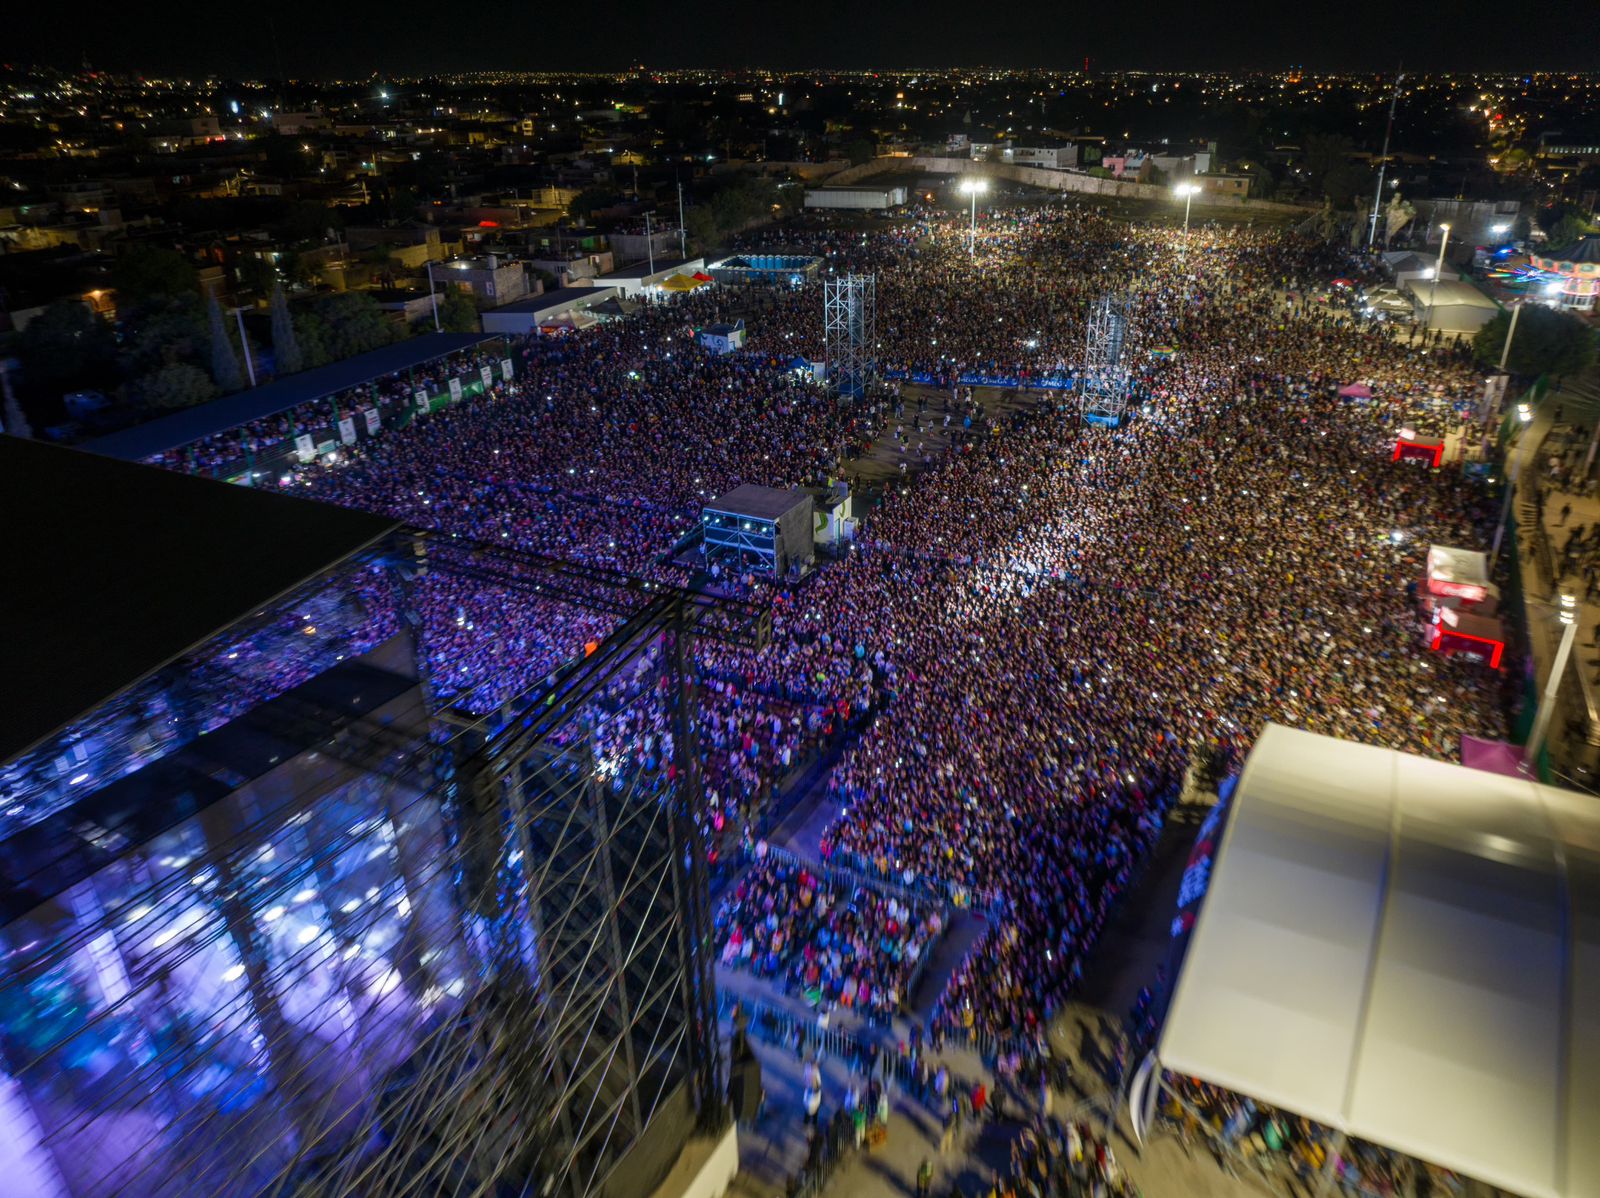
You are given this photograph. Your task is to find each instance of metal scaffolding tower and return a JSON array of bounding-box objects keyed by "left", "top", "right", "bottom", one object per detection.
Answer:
[
  {"left": 822, "top": 273, "right": 877, "bottom": 399},
  {"left": 0, "top": 531, "right": 768, "bottom": 1198},
  {"left": 1079, "top": 295, "right": 1133, "bottom": 427}
]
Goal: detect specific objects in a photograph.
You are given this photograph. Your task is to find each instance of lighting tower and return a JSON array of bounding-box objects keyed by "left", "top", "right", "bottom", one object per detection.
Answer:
[
  {"left": 823, "top": 273, "right": 877, "bottom": 400},
  {"left": 1079, "top": 294, "right": 1132, "bottom": 426}
]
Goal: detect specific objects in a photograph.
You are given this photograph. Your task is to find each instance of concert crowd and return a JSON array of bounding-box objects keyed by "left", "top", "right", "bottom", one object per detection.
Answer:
[{"left": 23, "top": 199, "right": 1509, "bottom": 1070}]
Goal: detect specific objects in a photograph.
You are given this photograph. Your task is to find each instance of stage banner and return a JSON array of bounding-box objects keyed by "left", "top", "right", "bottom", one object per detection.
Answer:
[
  {"left": 501, "top": 357, "right": 514, "bottom": 381},
  {"left": 449, "top": 377, "right": 463, "bottom": 402},
  {"left": 480, "top": 364, "right": 494, "bottom": 389},
  {"left": 415, "top": 388, "right": 429, "bottom": 411},
  {"left": 339, "top": 416, "right": 356, "bottom": 445},
  {"left": 294, "top": 433, "right": 315, "bottom": 463},
  {"left": 364, "top": 408, "right": 381, "bottom": 435}
]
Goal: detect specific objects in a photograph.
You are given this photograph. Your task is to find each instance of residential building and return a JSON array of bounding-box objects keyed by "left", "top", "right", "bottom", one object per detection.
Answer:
[{"left": 436, "top": 254, "right": 530, "bottom": 304}]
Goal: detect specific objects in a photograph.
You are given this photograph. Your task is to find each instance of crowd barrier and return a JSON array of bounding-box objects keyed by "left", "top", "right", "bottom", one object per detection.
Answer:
[
  {"left": 882, "top": 369, "right": 1081, "bottom": 390},
  {"left": 728, "top": 841, "right": 951, "bottom": 1013},
  {"left": 822, "top": 845, "right": 1005, "bottom": 916}
]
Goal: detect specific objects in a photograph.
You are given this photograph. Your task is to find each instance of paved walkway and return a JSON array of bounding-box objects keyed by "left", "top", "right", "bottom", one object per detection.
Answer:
[
  {"left": 1507, "top": 372, "right": 1600, "bottom": 788},
  {"left": 840, "top": 384, "right": 1047, "bottom": 495}
]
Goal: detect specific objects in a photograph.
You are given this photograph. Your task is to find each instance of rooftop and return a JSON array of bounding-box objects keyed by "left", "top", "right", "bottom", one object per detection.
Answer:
[
  {"left": 0, "top": 437, "right": 399, "bottom": 766},
  {"left": 601, "top": 256, "right": 702, "bottom": 280},
  {"left": 486, "top": 286, "right": 619, "bottom": 314},
  {"left": 82, "top": 332, "right": 498, "bottom": 461},
  {"left": 704, "top": 483, "right": 812, "bottom": 522}
]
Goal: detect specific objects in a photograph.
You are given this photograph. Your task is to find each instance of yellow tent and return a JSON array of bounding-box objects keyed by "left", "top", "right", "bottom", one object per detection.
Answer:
[{"left": 661, "top": 273, "right": 709, "bottom": 292}]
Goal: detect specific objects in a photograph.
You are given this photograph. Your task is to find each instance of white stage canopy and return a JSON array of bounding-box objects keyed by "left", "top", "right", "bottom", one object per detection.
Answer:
[{"left": 1158, "top": 724, "right": 1600, "bottom": 1198}]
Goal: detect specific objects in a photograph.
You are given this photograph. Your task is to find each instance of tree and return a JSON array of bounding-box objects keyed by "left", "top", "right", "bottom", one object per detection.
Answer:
[
  {"left": 1383, "top": 195, "right": 1416, "bottom": 245},
  {"left": 1546, "top": 212, "right": 1596, "bottom": 248},
  {"left": 2, "top": 384, "right": 31, "bottom": 438},
  {"left": 135, "top": 362, "right": 217, "bottom": 409},
  {"left": 277, "top": 201, "right": 341, "bottom": 245},
  {"left": 16, "top": 300, "right": 118, "bottom": 396},
  {"left": 437, "top": 289, "right": 482, "bottom": 333},
  {"left": 1302, "top": 133, "right": 1365, "bottom": 206},
  {"left": 207, "top": 294, "right": 246, "bottom": 392},
  {"left": 845, "top": 138, "right": 876, "bottom": 166},
  {"left": 121, "top": 295, "right": 208, "bottom": 376},
  {"left": 1473, "top": 304, "right": 1598, "bottom": 378},
  {"left": 111, "top": 245, "right": 198, "bottom": 304},
  {"left": 270, "top": 283, "right": 304, "bottom": 375},
  {"left": 235, "top": 254, "right": 276, "bottom": 297},
  {"left": 294, "top": 292, "right": 402, "bottom": 368},
  {"left": 567, "top": 187, "right": 617, "bottom": 222},
  {"left": 1498, "top": 146, "right": 1532, "bottom": 173},
  {"left": 683, "top": 205, "right": 720, "bottom": 253},
  {"left": 383, "top": 184, "right": 421, "bottom": 223}
]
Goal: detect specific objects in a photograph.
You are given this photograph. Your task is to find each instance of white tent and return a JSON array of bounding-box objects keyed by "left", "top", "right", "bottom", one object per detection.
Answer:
[
  {"left": 1427, "top": 543, "right": 1489, "bottom": 587},
  {"left": 1158, "top": 724, "right": 1600, "bottom": 1198},
  {"left": 1404, "top": 278, "right": 1501, "bottom": 333}
]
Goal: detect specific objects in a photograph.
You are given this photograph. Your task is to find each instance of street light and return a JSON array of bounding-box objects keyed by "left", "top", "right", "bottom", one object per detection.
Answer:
[
  {"left": 959, "top": 177, "right": 988, "bottom": 256},
  {"left": 1425, "top": 222, "right": 1451, "bottom": 332},
  {"left": 231, "top": 306, "right": 257, "bottom": 387},
  {"left": 1498, "top": 298, "right": 1524, "bottom": 376},
  {"left": 1174, "top": 182, "right": 1200, "bottom": 238},
  {"left": 424, "top": 260, "right": 441, "bottom": 332}
]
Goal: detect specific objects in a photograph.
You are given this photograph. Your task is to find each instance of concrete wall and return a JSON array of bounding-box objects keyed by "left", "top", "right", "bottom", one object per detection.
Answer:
[
  {"left": 643, "top": 1126, "right": 738, "bottom": 1198},
  {"left": 886, "top": 156, "right": 1315, "bottom": 216}
]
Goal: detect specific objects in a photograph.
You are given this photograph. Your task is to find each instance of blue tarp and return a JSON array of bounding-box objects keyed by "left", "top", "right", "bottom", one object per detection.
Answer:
[{"left": 84, "top": 333, "right": 500, "bottom": 461}]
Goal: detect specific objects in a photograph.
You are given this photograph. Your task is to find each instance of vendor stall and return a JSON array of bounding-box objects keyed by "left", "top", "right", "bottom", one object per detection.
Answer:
[
  {"left": 1429, "top": 605, "right": 1506, "bottom": 668},
  {"left": 1392, "top": 428, "right": 1444, "bottom": 468},
  {"left": 1422, "top": 543, "right": 1499, "bottom": 614}
]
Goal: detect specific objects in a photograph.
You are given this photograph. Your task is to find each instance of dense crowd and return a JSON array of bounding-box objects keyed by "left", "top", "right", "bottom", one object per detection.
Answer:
[
  {"left": 985, "top": 1117, "right": 1140, "bottom": 1198},
  {"left": 145, "top": 346, "right": 507, "bottom": 477},
  {"left": 716, "top": 857, "right": 944, "bottom": 1017},
  {"left": 1163, "top": 1077, "right": 1462, "bottom": 1197},
  {"left": 35, "top": 197, "right": 1510, "bottom": 1068}
]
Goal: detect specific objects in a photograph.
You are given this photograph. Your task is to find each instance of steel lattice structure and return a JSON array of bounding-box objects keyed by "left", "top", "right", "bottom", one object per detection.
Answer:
[
  {"left": 0, "top": 531, "right": 766, "bottom": 1198},
  {"left": 822, "top": 273, "right": 877, "bottom": 399},
  {"left": 1079, "top": 295, "right": 1133, "bottom": 426}
]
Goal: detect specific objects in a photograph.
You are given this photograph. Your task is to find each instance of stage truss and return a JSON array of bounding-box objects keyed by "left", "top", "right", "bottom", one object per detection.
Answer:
[
  {"left": 1079, "top": 295, "right": 1133, "bottom": 426},
  {"left": 822, "top": 273, "right": 877, "bottom": 399},
  {"left": 0, "top": 531, "right": 768, "bottom": 1198}
]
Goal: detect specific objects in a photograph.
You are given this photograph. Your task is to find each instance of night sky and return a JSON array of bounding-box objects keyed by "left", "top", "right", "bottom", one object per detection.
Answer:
[{"left": 10, "top": 0, "right": 1600, "bottom": 78}]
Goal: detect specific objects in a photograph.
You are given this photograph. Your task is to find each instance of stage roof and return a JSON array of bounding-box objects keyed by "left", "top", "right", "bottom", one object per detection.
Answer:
[
  {"left": 82, "top": 332, "right": 497, "bottom": 461},
  {"left": 0, "top": 438, "right": 399, "bottom": 766},
  {"left": 704, "top": 483, "right": 812, "bottom": 522},
  {"left": 1158, "top": 724, "right": 1600, "bottom": 1198}
]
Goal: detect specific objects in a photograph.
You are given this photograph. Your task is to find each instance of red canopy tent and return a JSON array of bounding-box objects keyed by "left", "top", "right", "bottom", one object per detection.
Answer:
[
  {"left": 1429, "top": 606, "right": 1505, "bottom": 668},
  {"left": 1393, "top": 428, "right": 1444, "bottom": 468}
]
